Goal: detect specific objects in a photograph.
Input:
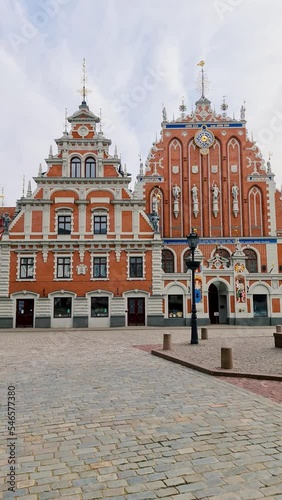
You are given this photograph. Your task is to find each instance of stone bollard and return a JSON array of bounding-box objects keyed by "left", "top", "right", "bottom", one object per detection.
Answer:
[
  {"left": 163, "top": 333, "right": 172, "bottom": 351},
  {"left": 276, "top": 325, "right": 282, "bottom": 333},
  {"left": 221, "top": 347, "right": 233, "bottom": 369},
  {"left": 201, "top": 327, "right": 208, "bottom": 340}
]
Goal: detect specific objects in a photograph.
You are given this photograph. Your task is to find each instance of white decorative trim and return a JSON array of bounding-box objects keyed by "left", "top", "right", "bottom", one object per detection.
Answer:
[
  {"left": 54, "top": 254, "right": 73, "bottom": 281},
  {"left": 90, "top": 254, "right": 109, "bottom": 280},
  {"left": 127, "top": 253, "right": 145, "bottom": 280},
  {"left": 17, "top": 254, "right": 37, "bottom": 281}
]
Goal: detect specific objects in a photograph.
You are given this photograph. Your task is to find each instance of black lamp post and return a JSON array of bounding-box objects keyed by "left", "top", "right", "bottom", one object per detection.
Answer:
[{"left": 186, "top": 230, "right": 200, "bottom": 344}]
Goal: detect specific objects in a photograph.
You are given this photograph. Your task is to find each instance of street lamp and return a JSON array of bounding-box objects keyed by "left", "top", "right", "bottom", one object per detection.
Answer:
[{"left": 186, "top": 230, "right": 200, "bottom": 344}]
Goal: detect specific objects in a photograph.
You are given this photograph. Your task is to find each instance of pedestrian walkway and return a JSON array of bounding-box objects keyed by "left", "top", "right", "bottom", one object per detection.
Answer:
[{"left": 0, "top": 328, "right": 282, "bottom": 499}]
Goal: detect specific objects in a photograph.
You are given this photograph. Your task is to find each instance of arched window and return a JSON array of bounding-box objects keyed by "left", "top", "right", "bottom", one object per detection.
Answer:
[
  {"left": 85, "top": 157, "right": 96, "bottom": 178},
  {"left": 71, "top": 157, "right": 81, "bottom": 178},
  {"left": 243, "top": 249, "right": 258, "bottom": 273},
  {"left": 162, "top": 250, "right": 174, "bottom": 273}
]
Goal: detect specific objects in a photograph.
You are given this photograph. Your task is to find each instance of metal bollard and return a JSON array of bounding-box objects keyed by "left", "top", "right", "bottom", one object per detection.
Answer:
[
  {"left": 163, "top": 333, "right": 172, "bottom": 351},
  {"left": 221, "top": 347, "right": 233, "bottom": 369},
  {"left": 201, "top": 327, "right": 208, "bottom": 340},
  {"left": 276, "top": 325, "right": 282, "bottom": 333}
]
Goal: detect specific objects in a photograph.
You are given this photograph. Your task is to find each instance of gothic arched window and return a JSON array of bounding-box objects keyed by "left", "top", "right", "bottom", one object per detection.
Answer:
[
  {"left": 71, "top": 157, "right": 81, "bottom": 178},
  {"left": 85, "top": 157, "right": 96, "bottom": 178},
  {"left": 162, "top": 250, "right": 174, "bottom": 273},
  {"left": 243, "top": 249, "right": 258, "bottom": 273}
]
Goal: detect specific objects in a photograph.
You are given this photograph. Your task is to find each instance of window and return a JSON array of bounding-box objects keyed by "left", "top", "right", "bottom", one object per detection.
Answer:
[
  {"left": 243, "top": 249, "right": 258, "bottom": 273},
  {"left": 91, "top": 297, "right": 109, "bottom": 317},
  {"left": 253, "top": 294, "right": 267, "bottom": 317},
  {"left": 20, "top": 257, "right": 34, "bottom": 279},
  {"left": 129, "top": 256, "right": 143, "bottom": 278},
  {"left": 94, "top": 215, "right": 107, "bottom": 234},
  {"left": 54, "top": 297, "right": 72, "bottom": 318},
  {"left": 85, "top": 157, "right": 96, "bottom": 178},
  {"left": 93, "top": 257, "right": 107, "bottom": 278},
  {"left": 71, "top": 157, "right": 81, "bottom": 177},
  {"left": 58, "top": 215, "right": 71, "bottom": 235},
  {"left": 168, "top": 295, "right": 183, "bottom": 318},
  {"left": 56, "top": 257, "right": 71, "bottom": 279},
  {"left": 162, "top": 249, "right": 174, "bottom": 273}
]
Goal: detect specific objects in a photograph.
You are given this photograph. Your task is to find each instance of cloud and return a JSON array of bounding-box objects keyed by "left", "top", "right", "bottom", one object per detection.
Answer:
[{"left": 1, "top": 0, "right": 282, "bottom": 205}]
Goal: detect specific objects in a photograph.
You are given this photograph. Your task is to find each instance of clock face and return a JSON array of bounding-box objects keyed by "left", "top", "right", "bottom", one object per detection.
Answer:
[{"left": 194, "top": 127, "right": 214, "bottom": 149}]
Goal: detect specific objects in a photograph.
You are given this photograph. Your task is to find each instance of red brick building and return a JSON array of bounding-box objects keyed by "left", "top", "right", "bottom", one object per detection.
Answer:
[
  {"left": 1, "top": 74, "right": 282, "bottom": 328},
  {"left": 138, "top": 91, "right": 282, "bottom": 325},
  {"left": 0, "top": 99, "right": 163, "bottom": 328}
]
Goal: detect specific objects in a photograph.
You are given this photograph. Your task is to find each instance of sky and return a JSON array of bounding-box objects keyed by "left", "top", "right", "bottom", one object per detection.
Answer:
[{"left": 1, "top": 0, "right": 282, "bottom": 205}]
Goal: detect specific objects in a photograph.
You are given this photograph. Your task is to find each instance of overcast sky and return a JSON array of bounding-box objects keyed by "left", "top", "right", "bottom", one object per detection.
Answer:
[{"left": 1, "top": 0, "right": 282, "bottom": 205}]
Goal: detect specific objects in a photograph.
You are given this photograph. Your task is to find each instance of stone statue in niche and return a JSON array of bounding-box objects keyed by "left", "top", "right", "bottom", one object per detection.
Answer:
[
  {"left": 232, "top": 183, "right": 239, "bottom": 217},
  {"left": 191, "top": 184, "right": 199, "bottom": 218},
  {"left": 152, "top": 193, "right": 161, "bottom": 215},
  {"left": 172, "top": 185, "right": 181, "bottom": 218},
  {"left": 212, "top": 182, "right": 220, "bottom": 218},
  {"left": 1, "top": 212, "right": 11, "bottom": 234}
]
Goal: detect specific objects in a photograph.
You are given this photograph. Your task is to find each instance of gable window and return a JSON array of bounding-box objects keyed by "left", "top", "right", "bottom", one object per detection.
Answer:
[
  {"left": 243, "top": 249, "right": 258, "bottom": 273},
  {"left": 56, "top": 256, "right": 71, "bottom": 279},
  {"left": 162, "top": 249, "right": 174, "bottom": 273},
  {"left": 20, "top": 257, "right": 34, "bottom": 279},
  {"left": 58, "top": 215, "right": 71, "bottom": 235},
  {"left": 129, "top": 256, "right": 143, "bottom": 278},
  {"left": 54, "top": 297, "right": 72, "bottom": 318},
  {"left": 85, "top": 157, "right": 96, "bottom": 178},
  {"left": 93, "top": 257, "right": 107, "bottom": 278},
  {"left": 94, "top": 215, "right": 107, "bottom": 234},
  {"left": 71, "top": 157, "right": 81, "bottom": 177}
]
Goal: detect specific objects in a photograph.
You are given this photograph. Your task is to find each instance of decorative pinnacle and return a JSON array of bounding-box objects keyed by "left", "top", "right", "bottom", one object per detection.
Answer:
[
  {"left": 99, "top": 108, "right": 102, "bottom": 133},
  {"left": 22, "top": 175, "right": 25, "bottom": 198},
  {"left": 27, "top": 180, "right": 32, "bottom": 198},
  {"left": 38, "top": 163, "right": 42, "bottom": 176},
  {"left": 77, "top": 58, "right": 92, "bottom": 104},
  {"left": 114, "top": 145, "right": 118, "bottom": 158},
  {"left": 179, "top": 97, "right": 187, "bottom": 119},
  {"left": 64, "top": 108, "right": 68, "bottom": 134},
  {"left": 0, "top": 187, "right": 4, "bottom": 207},
  {"left": 49, "top": 145, "right": 53, "bottom": 157}
]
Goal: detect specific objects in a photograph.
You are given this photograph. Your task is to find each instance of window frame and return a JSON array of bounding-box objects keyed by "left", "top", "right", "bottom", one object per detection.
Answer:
[
  {"left": 91, "top": 296, "right": 109, "bottom": 317},
  {"left": 243, "top": 248, "right": 258, "bottom": 273},
  {"left": 19, "top": 257, "right": 35, "bottom": 280},
  {"left": 93, "top": 256, "right": 107, "bottom": 279},
  {"left": 93, "top": 215, "right": 107, "bottom": 235},
  {"left": 162, "top": 249, "right": 175, "bottom": 273},
  {"left": 129, "top": 256, "right": 144, "bottom": 278},
  {"left": 70, "top": 156, "right": 81, "bottom": 178},
  {"left": 56, "top": 256, "right": 72, "bottom": 280},
  {"left": 53, "top": 297, "right": 72, "bottom": 318},
  {"left": 57, "top": 214, "right": 71, "bottom": 235},
  {"left": 85, "top": 157, "right": 96, "bottom": 178}
]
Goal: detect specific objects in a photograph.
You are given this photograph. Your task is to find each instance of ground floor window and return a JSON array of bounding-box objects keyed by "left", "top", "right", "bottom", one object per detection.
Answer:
[
  {"left": 91, "top": 297, "right": 109, "bottom": 317},
  {"left": 54, "top": 297, "right": 72, "bottom": 318},
  {"left": 168, "top": 294, "right": 183, "bottom": 318},
  {"left": 253, "top": 294, "right": 267, "bottom": 317}
]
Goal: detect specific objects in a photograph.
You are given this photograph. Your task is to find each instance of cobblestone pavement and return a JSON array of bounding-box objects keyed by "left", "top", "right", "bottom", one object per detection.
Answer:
[{"left": 0, "top": 328, "right": 282, "bottom": 500}]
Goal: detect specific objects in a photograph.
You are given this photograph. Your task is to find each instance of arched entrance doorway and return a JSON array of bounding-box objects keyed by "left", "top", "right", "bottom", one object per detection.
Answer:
[{"left": 208, "top": 282, "right": 228, "bottom": 324}]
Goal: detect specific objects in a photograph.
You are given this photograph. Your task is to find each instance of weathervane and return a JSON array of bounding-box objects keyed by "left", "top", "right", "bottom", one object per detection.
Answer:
[
  {"left": 179, "top": 97, "right": 187, "bottom": 119},
  {"left": 77, "top": 58, "right": 92, "bottom": 103},
  {"left": 197, "top": 60, "right": 206, "bottom": 98}
]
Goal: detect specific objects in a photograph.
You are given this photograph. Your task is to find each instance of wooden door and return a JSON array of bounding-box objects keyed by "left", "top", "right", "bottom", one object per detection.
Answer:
[
  {"left": 127, "top": 298, "right": 145, "bottom": 326},
  {"left": 16, "top": 299, "right": 34, "bottom": 328}
]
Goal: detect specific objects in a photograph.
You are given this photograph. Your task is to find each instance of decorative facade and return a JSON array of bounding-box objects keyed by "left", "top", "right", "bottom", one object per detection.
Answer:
[
  {"left": 0, "top": 98, "right": 163, "bottom": 328},
  {"left": 138, "top": 86, "right": 282, "bottom": 326},
  {"left": 1, "top": 67, "right": 282, "bottom": 328}
]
